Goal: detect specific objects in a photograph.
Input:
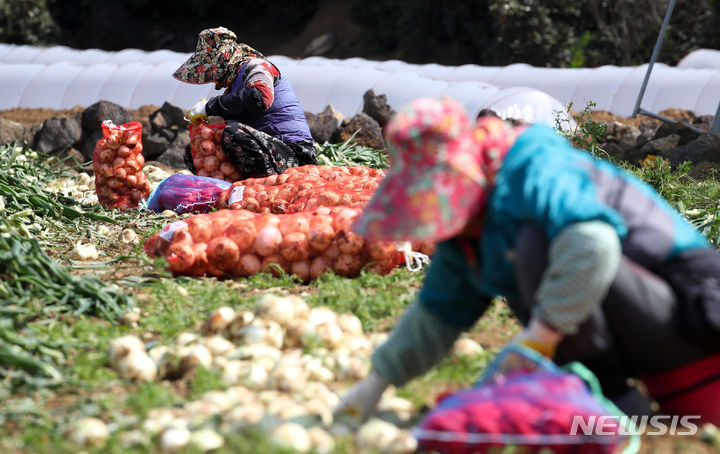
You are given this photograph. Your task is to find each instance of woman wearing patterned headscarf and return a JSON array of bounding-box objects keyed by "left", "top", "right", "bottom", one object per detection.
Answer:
[
  {"left": 334, "top": 97, "right": 720, "bottom": 426},
  {"left": 174, "top": 27, "right": 317, "bottom": 178}
]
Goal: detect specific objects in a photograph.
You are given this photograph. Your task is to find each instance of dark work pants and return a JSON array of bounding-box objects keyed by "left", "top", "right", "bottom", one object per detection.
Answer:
[{"left": 510, "top": 225, "right": 719, "bottom": 402}]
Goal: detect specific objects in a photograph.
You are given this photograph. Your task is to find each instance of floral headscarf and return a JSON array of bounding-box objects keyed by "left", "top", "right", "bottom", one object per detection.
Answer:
[
  {"left": 352, "top": 97, "right": 522, "bottom": 242},
  {"left": 173, "top": 27, "right": 265, "bottom": 90}
]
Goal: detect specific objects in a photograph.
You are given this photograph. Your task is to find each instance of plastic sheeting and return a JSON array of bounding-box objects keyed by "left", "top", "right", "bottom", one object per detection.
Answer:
[
  {"left": 0, "top": 44, "right": 569, "bottom": 126},
  {"left": 2, "top": 43, "right": 719, "bottom": 122},
  {"left": 276, "top": 54, "right": 720, "bottom": 118},
  {"left": 677, "top": 48, "right": 720, "bottom": 69}
]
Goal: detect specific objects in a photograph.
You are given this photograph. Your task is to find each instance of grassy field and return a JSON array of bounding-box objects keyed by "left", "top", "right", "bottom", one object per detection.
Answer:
[{"left": 1, "top": 116, "right": 719, "bottom": 454}]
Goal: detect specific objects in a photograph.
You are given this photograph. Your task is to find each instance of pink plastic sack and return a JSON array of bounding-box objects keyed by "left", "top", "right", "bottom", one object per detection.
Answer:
[
  {"left": 413, "top": 345, "right": 639, "bottom": 454},
  {"left": 144, "top": 174, "right": 231, "bottom": 215}
]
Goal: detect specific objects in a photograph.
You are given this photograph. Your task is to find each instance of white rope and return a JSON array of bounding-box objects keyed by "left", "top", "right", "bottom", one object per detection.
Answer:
[{"left": 396, "top": 241, "right": 431, "bottom": 272}]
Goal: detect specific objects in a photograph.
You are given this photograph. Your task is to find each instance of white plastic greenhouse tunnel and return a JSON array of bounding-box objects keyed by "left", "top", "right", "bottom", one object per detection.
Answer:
[{"left": 2, "top": 43, "right": 720, "bottom": 125}]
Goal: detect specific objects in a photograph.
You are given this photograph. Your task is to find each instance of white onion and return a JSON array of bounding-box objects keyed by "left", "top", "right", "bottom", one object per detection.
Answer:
[
  {"left": 116, "top": 350, "right": 157, "bottom": 382},
  {"left": 232, "top": 344, "right": 282, "bottom": 363},
  {"left": 160, "top": 426, "right": 191, "bottom": 452},
  {"left": 306, "top": 360, "right": 335, "bottom": 384},
  {"left": 300, "top": 382, "right": 340, "bottom": 409},
  {"left": 452, "top": 337, "right": 484, "bottom": 356},
  {"left": 224, "top": 310, "right": 255, "bottom": 338},
  {"left": 283, "top": 318, "right": 311, "bottom": 348},
  {"left": 287, "top": 294, "right": 311, "bottom": 319},
  {"left": 242, "top": 363, "right": 270, "bottom": 389},
  {"left": 119, "top": 429, "right": 149, "bottom": 448},
  {"left": 337, "top": 313, "right": 364, "bottom": 336},
  {"left": 175, "top": 332, "right": 199, "bottom": 346},
  {"left": 315, "top": 322, "right": 344, "bottom": 349},
  {"left": 68, "top": 417, "right": 109, "bottom": 447},
  {"left": 120, "top": 228, "right": 139, "bottom": 244},
  {"left": 255, "top": 294, "right": 295, "bottom": 327},
  {"left": 307, "top": 307, "right": 337, "bottom": 327},
  {"left": 308, "top": 427, "right": 335, "bottom": 454},
  {"left": 223, "top": 385, "right": 257, "bottom": 406},
  {"left": 269, "top": 363, "right": 307, "bottom": 393},
  {"left": 369, "top": 332, "right": 390, "bottom": 348},
  {"left": 154, "top": 345, "right": 188, "bottom": 380},
  {"left": 184, "top": 400, "right": 220, "bottom": 417},
  {"left": 239, "top": 319, "right": 284, "bottom": 349},
  {"left": 386, "top": 431, "right": 419, "bottom": 454},
  {"left": 182, "top": 344, "right": 213, "bottom": 370},
  {"left": 270, "top": 422, "right": 312, "bottom": 453},
  {"left": 219, "top": 359, "right": 245, "bottom": 385},
  {"left": 343, "top": 336, "right": 373, "bottom": 355},
  {"left": 301, "top": 321, "right": 343, "bottom": 349},
  {"left": 303, "top": 398, "right": 333, "bottom": 426},
  {"left": 273, "top": 401, "right": 308, "bottom": 420},
  {"left": 202, "top": 306, "right": 236, "bottom": 335},
  {"left": 378, "top": 395, "right": 415, "bottom": 422},
  {"left": 225, "top": 401, "right": 266, "bottom": 428},
  {"left": 190, "top": 428, "right": 225, "bottom": 452},
  {"left": 257, "top": 389, "right": 289, "bottom": 406},
  {"left": 70, "top": 241, "right": 99, "bottom": 260},
  {"left": 334, "top": 354, "right": 369, "bottom": 381},
  {"left": 142, "top": 420, "right": 166, "bottom": 436},
  {"left": 356, "top": 418, "right": 401, "bottom": 452},
  {"left": 143, "top": 408, "right": 176, "bottom": 435},
  {"left": 212, "top": 355, "right": 229, "bottom": 370},
  {"left": 202, "top": 335, "right": 235, "bottom": 357},
  {"left": 119, "top": 311, "right": 140, "bottom": 327},
  {"left": 108, "top": 335, "right": 146, "bottom": 368},
  {"left": 201, "top": 390, "right": 234, "bottom": 413}
]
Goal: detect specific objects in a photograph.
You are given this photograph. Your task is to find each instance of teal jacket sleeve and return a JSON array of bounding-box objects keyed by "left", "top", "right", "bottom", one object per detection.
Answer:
[
  {"left": 371, "top": 239, "right": 492, "bottom": 385},
  {"left": 418, "top": 239, "right": 492, "bottom": 328},
  {"left": 371, "top": 301, "right": 464, "bottom": 386}
]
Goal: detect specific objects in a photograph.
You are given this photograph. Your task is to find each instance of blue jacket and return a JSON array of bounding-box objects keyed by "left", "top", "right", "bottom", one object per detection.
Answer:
[
  {"left": 231, "top": 61, "right": 313, "bottom": 144},
  {"left": 420, "top": 124, "right": 711, "bottom": 327}
]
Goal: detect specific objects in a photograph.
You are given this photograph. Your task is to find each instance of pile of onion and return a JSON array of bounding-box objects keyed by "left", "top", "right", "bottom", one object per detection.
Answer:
[
  {"left": 215, "top": 165, "right": 386, "bottom": 214},
  {"left": 189, "top": 122, "right": 243, "bottom": 182},
  {"left": 93, "top": 120, "right": 150, "bottom": 211},
  {"left": 144, "top": 206, "right": 404, "bottom": 281}
]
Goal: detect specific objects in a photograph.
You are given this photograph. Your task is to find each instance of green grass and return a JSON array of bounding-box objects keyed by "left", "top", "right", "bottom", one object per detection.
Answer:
[{"left": 625, "top": 161, "right": 720, "bottom": 246}]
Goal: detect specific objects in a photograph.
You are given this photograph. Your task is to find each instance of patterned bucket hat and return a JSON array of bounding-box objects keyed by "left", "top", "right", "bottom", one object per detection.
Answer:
[
  {"left": 173, "top": 27, "right": 264, "bottom": 90},
  {"left": 353, "top": 97, "right": 519, "bottom": 242}
]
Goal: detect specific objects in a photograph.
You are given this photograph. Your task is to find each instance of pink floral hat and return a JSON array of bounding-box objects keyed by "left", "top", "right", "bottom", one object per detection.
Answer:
[
  {"left": 173, "top": 27, "right": 264, "bottom": 90},
  {"left": 353, "top": 97, "right": 521, "bottom": 242}
]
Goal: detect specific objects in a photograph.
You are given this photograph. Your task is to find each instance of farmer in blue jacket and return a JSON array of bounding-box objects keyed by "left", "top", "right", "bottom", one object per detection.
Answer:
[
  {"left": 337, "top": 97, "right": 720, "bottom": 424},
  {"left": 174, "top": 26, "right": 316, "bottom": 177}
]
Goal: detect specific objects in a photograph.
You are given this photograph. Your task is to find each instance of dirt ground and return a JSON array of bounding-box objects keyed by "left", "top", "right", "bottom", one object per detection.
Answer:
[
  {"left": 0, "top": 105, "right": 159, "bottom": 127},
  {"left": 0, "top": 106, "right": 693, "bottom": 130}
]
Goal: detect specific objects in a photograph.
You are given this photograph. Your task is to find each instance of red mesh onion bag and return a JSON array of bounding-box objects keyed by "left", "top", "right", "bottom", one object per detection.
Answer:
[
  {"left": 93, "top": 120, "right": 150, "bottom": 211},
  {"left": 188, "top": 122, "right": 243, "bottom": 182},
  {"left": 215, "top": 165, "right": 386, "bottom": 214},
  {"left": 144, "top": 206, "right": 403, "bottom": 281}
]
